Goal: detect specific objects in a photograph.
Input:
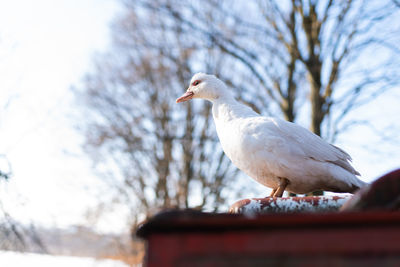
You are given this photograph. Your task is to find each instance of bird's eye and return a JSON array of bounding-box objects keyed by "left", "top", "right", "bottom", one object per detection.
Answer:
[{"left": 192, "top": 80, "right": 201, "bottom": 86}]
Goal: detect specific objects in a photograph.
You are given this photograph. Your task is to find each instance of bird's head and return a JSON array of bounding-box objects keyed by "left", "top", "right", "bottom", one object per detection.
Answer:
[{"left": 176, "top": 73, "right": 229, "bottom": 103}]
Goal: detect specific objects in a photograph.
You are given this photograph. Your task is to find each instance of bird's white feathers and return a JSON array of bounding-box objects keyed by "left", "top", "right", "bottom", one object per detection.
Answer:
[{"left": 180, "top": 73, "right": 367, "bottom": 194}]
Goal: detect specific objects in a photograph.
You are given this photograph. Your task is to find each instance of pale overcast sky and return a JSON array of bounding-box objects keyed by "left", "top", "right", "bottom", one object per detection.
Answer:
[{"left": 0, "top": 0, "right": 127, "bottom": 232}]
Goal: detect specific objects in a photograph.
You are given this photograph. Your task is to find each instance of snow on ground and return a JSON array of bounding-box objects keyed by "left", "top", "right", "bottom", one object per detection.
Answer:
[{"left": 0, "top": 251, "right": 129, "bottom": 267}]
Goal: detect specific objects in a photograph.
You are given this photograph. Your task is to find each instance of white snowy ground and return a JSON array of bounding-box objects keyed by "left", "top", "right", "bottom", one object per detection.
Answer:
[{"left": 0, "top": 251, "right": 129, "bottom": 267}]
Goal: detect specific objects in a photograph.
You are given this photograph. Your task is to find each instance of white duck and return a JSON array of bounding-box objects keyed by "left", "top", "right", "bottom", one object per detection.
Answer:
[{"left": 176, "top": 73, "right": 367, "bottom": 197}]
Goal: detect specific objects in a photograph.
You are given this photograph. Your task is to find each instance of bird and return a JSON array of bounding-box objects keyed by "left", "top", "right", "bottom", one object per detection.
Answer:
[{"left": 176, "top": 73, "right": 367, "bottom": 197}]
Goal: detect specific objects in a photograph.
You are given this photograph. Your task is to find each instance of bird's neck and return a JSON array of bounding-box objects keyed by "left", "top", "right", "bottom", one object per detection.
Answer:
[{"left": 211, "top": 96, "right": 258, "bottom": 122}]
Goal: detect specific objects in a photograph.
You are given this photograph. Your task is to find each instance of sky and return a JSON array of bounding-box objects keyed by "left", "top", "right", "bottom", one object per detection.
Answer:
[
  {"left": 0, "top": 0, "right": 126, "bottom": 232},
  {"left": 0, "top": 0, "right": 399, "bottom": 234}
]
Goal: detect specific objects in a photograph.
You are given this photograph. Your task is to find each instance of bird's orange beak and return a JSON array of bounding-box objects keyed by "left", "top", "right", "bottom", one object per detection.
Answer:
[{"left": 176, "top": 90, "right": 194, "bottom": 103}]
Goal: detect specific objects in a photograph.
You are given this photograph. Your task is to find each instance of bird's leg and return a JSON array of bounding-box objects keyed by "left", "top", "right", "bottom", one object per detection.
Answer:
[
  {"left": 273, "top": 178, "right": 289, "bottom": 197},
  {"left": 269, "top": 188, "right": 277, "bottom": 197}
]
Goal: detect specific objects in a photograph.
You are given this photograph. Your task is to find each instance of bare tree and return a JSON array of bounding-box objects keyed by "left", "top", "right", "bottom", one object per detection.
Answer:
[
  {"left": 159, "top": 0, "right": 399, "bottom": 134},
  {"left": 0, "top": 158, "right": 46, "bottom": 253},
  {"left": 0, "top": 94, "right": 25, "bottom": 250},
  {"left": 0, "top": 39, "right": 47, "bottom": 254},
  {"left": 144, "top": 0, "right": 400, "bottom": 195},
  {"left": 76, "top": 0, "right": 400, "bottom": 223},
  {"left": 75, "top": 1, "right": 242, "bottom": 223}
]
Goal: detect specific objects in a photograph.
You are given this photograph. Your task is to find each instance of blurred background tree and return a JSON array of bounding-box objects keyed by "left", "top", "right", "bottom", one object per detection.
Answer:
[
  {"left": 75, "top": 0, "right": 400, "bottom": 226},
  {"left": 0, "top": 88, "right": 24, "bottom": 250},
  {"left": 75, "top": 1, "right": 242, "bottom": 223},
  {"left": 1, "top": 122, "right": 45, "bottom": 253}
]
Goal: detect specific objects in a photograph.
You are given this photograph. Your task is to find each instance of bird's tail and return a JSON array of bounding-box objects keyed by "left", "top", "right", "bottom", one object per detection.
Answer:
[{"left": 348, "top": 176, "right": 368, "bottom": 193}]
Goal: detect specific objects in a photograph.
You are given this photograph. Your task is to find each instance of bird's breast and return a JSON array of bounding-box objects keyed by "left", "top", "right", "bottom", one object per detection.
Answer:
[{"left": 216, "top": 120, "right": 271, "bottom": 174}]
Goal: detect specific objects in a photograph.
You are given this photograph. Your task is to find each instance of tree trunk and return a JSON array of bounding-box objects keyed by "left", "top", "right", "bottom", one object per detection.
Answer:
[{"left": 307, "top": 61, "right": 324, "bottom": 196}]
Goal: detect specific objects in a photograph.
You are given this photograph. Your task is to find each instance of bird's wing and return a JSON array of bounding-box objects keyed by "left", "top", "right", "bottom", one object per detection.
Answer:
[{"left": 262, "top": 117, "right": 360, "bottom": 175}]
